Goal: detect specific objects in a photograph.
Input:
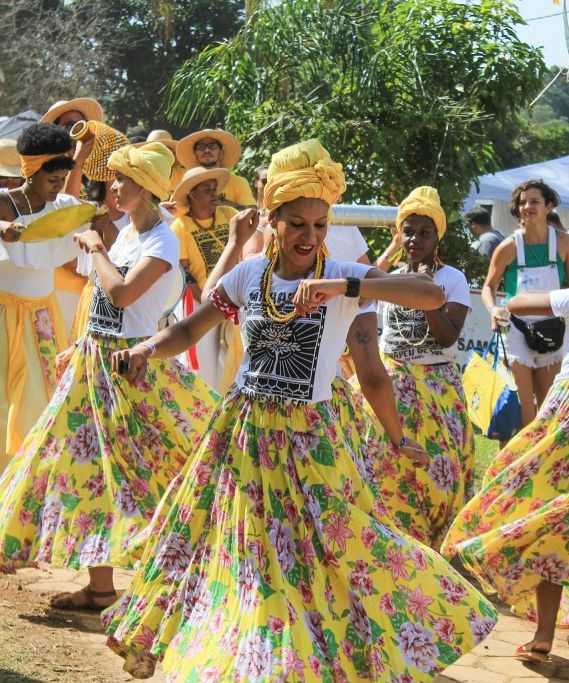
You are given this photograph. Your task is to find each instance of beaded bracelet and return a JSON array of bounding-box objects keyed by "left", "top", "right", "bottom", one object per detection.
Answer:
[{"left": 208, "top": 287, "right": 239, "bottom": 324}]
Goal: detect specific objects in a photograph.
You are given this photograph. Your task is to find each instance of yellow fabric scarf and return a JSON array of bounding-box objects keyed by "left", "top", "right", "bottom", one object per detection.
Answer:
[
  {"left": 107, "top": 142, "right": 174, "bottom": 201},
  {"left": 20, "top": 153, "right": 68, "bottom": 179},
  {"left": 396, "top": 186, "right": 447, "bottom": 240},
  {"left": 264, "top": 139, "right": 346, "bottom": 212}
]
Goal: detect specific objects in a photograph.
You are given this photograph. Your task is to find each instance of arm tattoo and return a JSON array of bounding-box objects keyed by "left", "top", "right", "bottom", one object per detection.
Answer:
[{"left": 354, "top": 328, "right": 372, "bottom": 345}]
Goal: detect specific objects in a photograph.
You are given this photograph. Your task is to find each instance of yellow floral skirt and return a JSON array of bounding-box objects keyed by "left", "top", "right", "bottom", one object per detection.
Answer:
[
  {"left": 103, "top": 382, "right": 497, "bottom": 682},
  {"left": 350, "top": 357, "right": 475, "bottom": 550},
  {"left": 442, "top": 378, "right": 569, "bottom": 627},
  {"left": 0, "top": 290, "right": 68, "bottom": 473},
  {"left": 0, "top": 333, "right": 219, "bottom": 569}
]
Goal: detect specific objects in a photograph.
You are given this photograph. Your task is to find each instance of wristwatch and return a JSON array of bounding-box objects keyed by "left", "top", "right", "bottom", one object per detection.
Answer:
[{"left": 345, "top": 277, "right": 361, "bottom": 298}]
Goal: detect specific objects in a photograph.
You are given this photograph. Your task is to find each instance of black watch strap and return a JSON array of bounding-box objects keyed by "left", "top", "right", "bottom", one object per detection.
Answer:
[{"left": 345, "top": 277, "right": 361, "bottom": 298}]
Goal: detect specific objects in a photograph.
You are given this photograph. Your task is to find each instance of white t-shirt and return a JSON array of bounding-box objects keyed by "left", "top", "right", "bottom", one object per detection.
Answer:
[
  {"left": 87, "top": 221, "right": 179, "bottom": 338},
  {"left": 380, "top": 264, "right": 471, "bottom": 365},
  {"left": 325, "top": 225, "right": 369, "bottom": 262},
  {"left": 221, "top": 258, "right": 373, "bottom": 404},
  {"left": 549, "top": 289, "right": 569, "bottom": 381}
]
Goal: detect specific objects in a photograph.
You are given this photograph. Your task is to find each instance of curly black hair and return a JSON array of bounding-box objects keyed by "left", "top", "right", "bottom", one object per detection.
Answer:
[
  {"left": 17, "top": 123, "right": 72, "bottom": 155},
  {"left": 17, "top": 123, "right": 75, "bottom": 173}
]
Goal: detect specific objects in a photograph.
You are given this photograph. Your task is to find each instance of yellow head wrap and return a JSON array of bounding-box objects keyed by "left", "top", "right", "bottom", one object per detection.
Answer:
[
  {"left": 20, "top": 153, "right": 68, "bottom": 179},
  {"left": 264, "top": 139, "right": 346, "bottom": 213},
  {"left": 396, "top": 186, "right": 447, "bottom": 240},
  {"left": 107, "top": 142, "right": 174, "bottom": 201}
]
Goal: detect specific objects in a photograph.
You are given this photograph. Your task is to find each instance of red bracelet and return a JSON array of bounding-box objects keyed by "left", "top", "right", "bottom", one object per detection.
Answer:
[
  {"left": 208, "top": 287, "right": 239, "bottom": 323},
  {"left": 89, "top": 243, "right": 106, "bottom": 254}
]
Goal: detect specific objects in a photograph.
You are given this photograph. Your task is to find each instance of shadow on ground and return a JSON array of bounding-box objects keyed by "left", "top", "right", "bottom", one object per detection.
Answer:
[{"left": 0, "top": 670, "right": 47, "bottom": 682}]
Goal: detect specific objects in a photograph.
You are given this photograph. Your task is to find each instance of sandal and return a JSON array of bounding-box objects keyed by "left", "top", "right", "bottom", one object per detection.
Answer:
[
  {"left": 49, "top": 586, "right": 118, "bottom": 612},
  {"left": 515, "top": 643, "right": 551, "bottom": 664}
]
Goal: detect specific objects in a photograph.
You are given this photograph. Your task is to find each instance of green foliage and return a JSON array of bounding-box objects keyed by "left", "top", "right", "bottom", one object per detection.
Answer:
[
  {"left": 167, "top": 0, "right": 545, "bottom": 268},
  {"left": 0, "top": 0, "right": 244, "bottom": 132}
]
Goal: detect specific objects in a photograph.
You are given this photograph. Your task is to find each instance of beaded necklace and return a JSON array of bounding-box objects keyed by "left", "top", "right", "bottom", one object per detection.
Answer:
[{"left": 260, "top": 249, "right": 325, "bottom": 324}]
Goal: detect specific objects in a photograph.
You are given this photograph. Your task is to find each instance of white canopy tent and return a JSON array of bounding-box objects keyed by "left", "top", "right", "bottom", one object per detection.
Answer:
[
  {"left": 463, "top": 155, "right": 569, "bottom": 234},
  {"left": 0, "top": 109, "right": 41, "bottom": 140}
]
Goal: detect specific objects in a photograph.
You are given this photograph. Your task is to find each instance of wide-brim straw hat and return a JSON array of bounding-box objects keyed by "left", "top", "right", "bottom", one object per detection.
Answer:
[
  {"left": 0, "top": 139, "right": 21, "bottom": 177},
  {"left": 40, "top": 98, "right": 104, "bottom": 124},
  {"left": 172, "top": 167, "right": 230, "bottom": 208},
  {"left": 134, "top": 129, "right": 179, "bottom": 155},
  {"left": 177, "top": 129, "right": 241, "bottom": 169}
]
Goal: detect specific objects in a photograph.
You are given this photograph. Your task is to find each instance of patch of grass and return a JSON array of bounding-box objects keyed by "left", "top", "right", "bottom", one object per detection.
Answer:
[{"left": 473, "top": 432, "right": 499, "bottom": 491}]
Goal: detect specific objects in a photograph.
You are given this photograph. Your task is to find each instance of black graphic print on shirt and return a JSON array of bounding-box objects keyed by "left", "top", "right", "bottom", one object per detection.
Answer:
[
  {"left": 243, "top": 290, "right": 326, "bottom": 402},
  {"left": 87, "top": 265, "right": 129, "bottom": 336},
  {"left": 193, "top": 226, "right": 229, "bottom": 277},
  {"left": 382, "top": 304, "right": 443, "bottom": 361}
]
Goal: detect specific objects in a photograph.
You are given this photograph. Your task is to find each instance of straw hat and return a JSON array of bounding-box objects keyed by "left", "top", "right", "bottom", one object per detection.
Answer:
[
  {"left": 0, "top": 139, "right": 21, "bottom": 178},
  {"left": 172, "top": 167, "right": 230, "bottom": 208},
  {"left": 134, "top": 129, "right": 179, "bottom": 159},
  {"left": 177, "top": 129, "right": 241, "bottom": 169},
  {"left": 40, "top": 98, "right": 104, "bottom": 124}
]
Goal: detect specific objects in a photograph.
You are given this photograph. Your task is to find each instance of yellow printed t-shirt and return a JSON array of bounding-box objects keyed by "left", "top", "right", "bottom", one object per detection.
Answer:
[
  {"left": 172, "top": 206, "right": 238, "bottom": 289},
  {"left": 220, "top": 173, "right": 255, "bottom": 207}
]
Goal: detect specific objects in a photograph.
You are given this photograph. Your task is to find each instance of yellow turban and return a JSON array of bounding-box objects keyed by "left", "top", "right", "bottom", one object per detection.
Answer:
[
  {"left": 396, "top": 186, "right": 447, "bottom": 240},
  {"left": 107, "top": 142, "right": 174, "bottom": 201},
  {"left": 264, "top": 139, "right": 346, "bottom": 213}
]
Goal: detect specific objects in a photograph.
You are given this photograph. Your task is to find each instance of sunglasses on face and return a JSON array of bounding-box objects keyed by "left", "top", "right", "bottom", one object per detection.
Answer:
[
  {"left": 195, "top": 142, "right": 221, "bottom": 152},
  {"left": 59, "top": 120, "right": 81, "bottom": 131}
]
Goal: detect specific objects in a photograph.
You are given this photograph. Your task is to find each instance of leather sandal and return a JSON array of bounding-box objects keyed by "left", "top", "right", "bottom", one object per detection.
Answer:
[
  {"left": 515, "top": 643, "right": 551, "bottom": 664},
  {"left": 49, "top": 586, "right": 118, "bottom": 612}
]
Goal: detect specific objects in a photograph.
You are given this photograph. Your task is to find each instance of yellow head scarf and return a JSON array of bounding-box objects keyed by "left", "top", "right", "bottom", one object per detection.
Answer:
[
  {"left": 20, "top": 153, "right": 68, "bottom": 179},
  {"left": 396, "top": 186, "right": 447, "bottom": 240},
  {"left": 264, "top": 139, "right": 346, "bottom": 213},
  {"left": 107, "top": 142, "right": 174, "bottom": 201}
]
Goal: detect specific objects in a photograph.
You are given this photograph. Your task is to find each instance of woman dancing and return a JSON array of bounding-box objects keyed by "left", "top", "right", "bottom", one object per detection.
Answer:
[
  {"left": 104, "top": 140, "right": 496, "bottom": 681},
  {"left": 0, "top": 141, "right": 217, "bottom": 609},
  {"left": 443, "top": 287, "right": 569, "bottom": 663}
]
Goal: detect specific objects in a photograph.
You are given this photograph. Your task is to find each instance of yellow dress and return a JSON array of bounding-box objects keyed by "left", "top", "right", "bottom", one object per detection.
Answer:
[
  {"left": 0, "top": 194, "right": 85, "bottom": 472},
  {"left": 103, "top": 257, "right": 497, "bottom": 682},
  {"left": 442, "top": 378, "right": 569, "bottom": 627}
]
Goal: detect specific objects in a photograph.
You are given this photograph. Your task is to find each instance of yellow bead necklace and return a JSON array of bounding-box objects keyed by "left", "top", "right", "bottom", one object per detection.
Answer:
[{"left": 260, "top": 249, "right": 324, "bottom": 324}]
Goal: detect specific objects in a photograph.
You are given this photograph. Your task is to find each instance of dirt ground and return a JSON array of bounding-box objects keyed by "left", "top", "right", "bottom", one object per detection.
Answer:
[{"left": 1, "top": 566, "right": 569, "bottom": 683}]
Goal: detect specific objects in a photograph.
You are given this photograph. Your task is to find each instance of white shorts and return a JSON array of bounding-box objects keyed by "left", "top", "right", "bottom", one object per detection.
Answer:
[{"left": 506, "top": 323, "right": 567, "bottom": 369}]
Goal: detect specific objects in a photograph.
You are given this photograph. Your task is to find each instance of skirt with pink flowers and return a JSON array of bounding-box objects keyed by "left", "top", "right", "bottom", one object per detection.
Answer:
[
  {"left": 351, "top": 357, "right": 475, "bottom": 550},
  {"left": 103, "top": 382, "right": 496, "bottom": 682},
  {"left": 442, "top": 378, "right": 569, "bottom": 627},
  {"left": 0, "top": 333, "right": 219, "bottom": 570}
]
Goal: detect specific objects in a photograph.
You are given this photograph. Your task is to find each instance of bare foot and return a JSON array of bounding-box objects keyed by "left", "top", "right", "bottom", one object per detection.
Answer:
[{"left": 49, "top": 585, "right": 118, "bottom": 611}]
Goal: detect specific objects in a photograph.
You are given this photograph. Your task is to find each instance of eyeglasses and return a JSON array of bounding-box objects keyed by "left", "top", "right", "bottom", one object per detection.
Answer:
[
  {"left": 59, "top": 120, "right": 81, "bottom": 131},
  {"left": 195, "top": 141, "right": 221, "bottom": 152}
]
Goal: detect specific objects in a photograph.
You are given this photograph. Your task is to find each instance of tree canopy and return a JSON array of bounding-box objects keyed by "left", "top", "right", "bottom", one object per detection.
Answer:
[
  {"left": 167, "top": 0, "right": 545, "bottom": 279},
  {"left": 0, "top": 0, "right": 244, "bottom": 131}
]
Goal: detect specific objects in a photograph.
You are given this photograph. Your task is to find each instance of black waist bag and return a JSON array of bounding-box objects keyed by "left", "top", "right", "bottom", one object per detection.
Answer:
[{"left": 511, "top": 314, "right": 566, "bottom": 354}]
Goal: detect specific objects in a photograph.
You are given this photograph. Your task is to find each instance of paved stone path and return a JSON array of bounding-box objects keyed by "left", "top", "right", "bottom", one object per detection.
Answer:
[{"left": 2, "top": 566, "right": 569, "bottom": 682}]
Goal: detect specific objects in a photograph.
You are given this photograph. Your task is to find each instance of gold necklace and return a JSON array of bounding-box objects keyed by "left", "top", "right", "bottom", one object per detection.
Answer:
[
  {"left": 21, "top": 188, "right": 34, "bottom": 215},
  {"left": 260, "top": 249, "right": 324, "bottom": 324}
]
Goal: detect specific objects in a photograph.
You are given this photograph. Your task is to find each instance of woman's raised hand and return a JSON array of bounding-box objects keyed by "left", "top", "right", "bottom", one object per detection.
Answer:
[
  {"left": 73, "top": 229, "right": 104, "bottom": 253},
  {"left": 292, "top": 278, "right": 347, "bottom": 316},
  {"left": 229, "top": 208, "right": 260, "bottom": 246},
  {"left": 0, "top": 221, "right": 25, "bottom": 242},
  {"left": 111, "top": 344, "right": 152, "bottom": 384}
]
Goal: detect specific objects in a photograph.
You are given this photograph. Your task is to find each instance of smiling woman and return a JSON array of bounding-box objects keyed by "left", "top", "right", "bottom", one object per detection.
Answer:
[
  {"left": 103, "top": 140, "right": 497, "bottom": 682},
  {"left": 482, "top": 179, "right": 569, "bottom": 428}
]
